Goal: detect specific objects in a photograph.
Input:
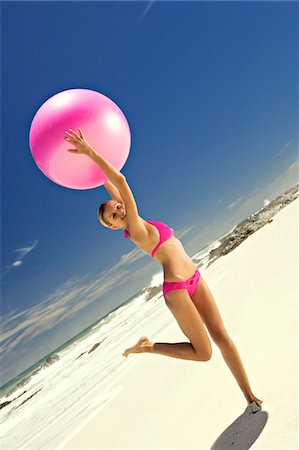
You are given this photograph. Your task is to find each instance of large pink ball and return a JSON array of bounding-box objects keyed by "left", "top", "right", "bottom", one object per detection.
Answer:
[{"left": 29, "top": 89, "right": 131, "bottom": 189}]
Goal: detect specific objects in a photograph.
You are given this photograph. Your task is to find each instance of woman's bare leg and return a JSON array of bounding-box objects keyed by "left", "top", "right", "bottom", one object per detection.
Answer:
[
  {"left": 123, "top": 335, "right": 262, "bottom": 407},
  {"left": 123, "top": 336, "right": 209, "bottom": 361},
  {"left": 190, "top": 276, "right": 263, "bottom": 406},
  {"left": 124, "top": 289, "right": 213, "bottom": 362},
  {"left": 216, "top": 337, "right": 263, "bottom": 405}
]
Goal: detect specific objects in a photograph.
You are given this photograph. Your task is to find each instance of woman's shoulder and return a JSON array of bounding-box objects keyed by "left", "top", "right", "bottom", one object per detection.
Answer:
[{"left": 125, "top": 217, "right": 150, "bottom": 241}]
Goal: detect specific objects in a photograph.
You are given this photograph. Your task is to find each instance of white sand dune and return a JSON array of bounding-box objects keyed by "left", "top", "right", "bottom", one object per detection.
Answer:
[{"left": 60, "top": 199, "right": 298, "bottom": 450}]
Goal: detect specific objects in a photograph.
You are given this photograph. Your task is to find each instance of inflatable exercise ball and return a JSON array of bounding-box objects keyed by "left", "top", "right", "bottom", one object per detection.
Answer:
[{"left": 29, "top": 89, "right": 131, "bottom": 189}]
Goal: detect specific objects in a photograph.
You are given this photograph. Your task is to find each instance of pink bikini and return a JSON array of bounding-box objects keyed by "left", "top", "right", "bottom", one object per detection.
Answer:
[{"left": 124, "top": 219, "right": 200, "bottom": 300}]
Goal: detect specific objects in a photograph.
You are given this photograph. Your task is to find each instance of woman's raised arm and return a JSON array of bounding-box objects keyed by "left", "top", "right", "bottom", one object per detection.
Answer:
[
  {"left": 103, "top": 180, "right": 124, "bottom": 203},
  {"left": 65, "top": 128, "right": 147, "bottom": 237}
]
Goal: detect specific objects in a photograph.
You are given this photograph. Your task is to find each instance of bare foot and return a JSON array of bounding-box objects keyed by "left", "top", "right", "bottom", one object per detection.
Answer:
[
  {"left": 246, "top": 394, "right": 263, "bottom": 407},
  {"left": 122, "top": 336, "right": 153, "bottom": 358}
]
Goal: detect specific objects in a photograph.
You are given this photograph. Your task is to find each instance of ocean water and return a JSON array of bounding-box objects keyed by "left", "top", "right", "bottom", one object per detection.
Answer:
[{"left": 0, "top": 239, "right": 221, "bottom": 450}]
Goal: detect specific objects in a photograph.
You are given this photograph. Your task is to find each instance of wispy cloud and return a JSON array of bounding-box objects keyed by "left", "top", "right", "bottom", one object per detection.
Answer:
[
  {"left": 288, "top": 160, "right": 299, "bottom": 172},
  {"left": 224, "top": 159, "right": 298, "bottom": 218},
  {"left": 215, "top": 188, "right": 237, "bottom": 205},
  {"left": 226, "top": 196, "right": 244, "bottom": 211},
  {"left": 0, "top": 270, "right": 127, "bottom": 357},
  {"left": 176, "top": 223, "right": 197, "bottom": 239},
  {"left": 0, "top": 243, "right": 153, "bottom": 357},
  {"left": 185, "top": 225, "right": 210, "bottom": 252},
  {"left": 1, "top": 240, "right": 39, "bottom": 279},
  {"left": 137, "top": 1, "right": 154, "bottom": 23},
  {"left": 116, "top": 247, "right": 144, "bottom": 266},
  {"left": 248, "top": 188, "right": 260, "bottom": 197},
  {"left": 269, "top": 139, "right": 294, "bottom": 162}
]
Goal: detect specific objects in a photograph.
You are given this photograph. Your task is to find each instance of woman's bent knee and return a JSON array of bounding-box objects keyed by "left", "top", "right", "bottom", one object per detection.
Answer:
[
  {"left": 197, "top": 351, "right": 212, "bottom": 362},
  {"left": 195, "top": 346, "right": 212, "bottom": 361}
]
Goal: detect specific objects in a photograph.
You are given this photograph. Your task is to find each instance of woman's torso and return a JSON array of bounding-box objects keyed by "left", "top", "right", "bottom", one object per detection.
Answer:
[{"left": 128, "top": 218, "right": 197, "bottom": 282}]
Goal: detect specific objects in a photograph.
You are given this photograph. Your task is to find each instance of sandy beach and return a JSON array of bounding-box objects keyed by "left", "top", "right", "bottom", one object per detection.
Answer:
[{"left": 60, "top": 198, "right": 298, "bottom": 450}]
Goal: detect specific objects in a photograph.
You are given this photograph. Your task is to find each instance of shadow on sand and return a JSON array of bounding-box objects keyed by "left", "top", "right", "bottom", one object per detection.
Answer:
[{"left": 210, "top": 402, "right": 268, "bottom": 450}]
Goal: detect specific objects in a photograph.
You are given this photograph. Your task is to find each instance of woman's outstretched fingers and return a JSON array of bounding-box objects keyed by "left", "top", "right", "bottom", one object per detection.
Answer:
[
  {"left": 65, "top": 129, "right": 78, "bottom": 139},
  {"left": 64, "top": 132, "right": 75, "bottom": 141}
]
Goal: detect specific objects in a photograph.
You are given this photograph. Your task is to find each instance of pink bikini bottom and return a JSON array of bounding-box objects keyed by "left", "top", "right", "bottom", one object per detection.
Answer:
[{"left": 162, "top": 268, "right": 201, "bottom": 300}]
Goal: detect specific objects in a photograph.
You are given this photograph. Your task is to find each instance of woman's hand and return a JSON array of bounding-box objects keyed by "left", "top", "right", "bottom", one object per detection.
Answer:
[{"left": 64, "top": 128, "right": 93, "bottom": 156}]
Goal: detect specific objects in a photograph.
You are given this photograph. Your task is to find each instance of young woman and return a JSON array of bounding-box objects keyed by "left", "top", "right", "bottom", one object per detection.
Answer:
[{"left": 65, "top": 128, "right": 263, "bottom": 408}]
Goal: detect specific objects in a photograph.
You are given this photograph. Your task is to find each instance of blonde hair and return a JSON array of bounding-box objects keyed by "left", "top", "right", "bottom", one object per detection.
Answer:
[{"left": 97, "top": 202, "right": 112, "bottom": 228}]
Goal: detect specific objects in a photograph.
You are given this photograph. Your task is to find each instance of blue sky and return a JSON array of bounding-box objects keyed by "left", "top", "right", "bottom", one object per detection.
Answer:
[{"left": 1, "top": 1, "right": 298, "bottom": 386}]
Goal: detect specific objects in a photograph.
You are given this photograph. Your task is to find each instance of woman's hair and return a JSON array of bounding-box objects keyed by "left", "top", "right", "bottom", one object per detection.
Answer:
[{"left": 97, "top": 202, "right": 112, "bottom": 228}]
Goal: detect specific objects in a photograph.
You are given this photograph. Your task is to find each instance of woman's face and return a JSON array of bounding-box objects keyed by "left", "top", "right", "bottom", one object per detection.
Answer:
[{"left": 104, "top": 200, "right": 127, "bottom": 229}]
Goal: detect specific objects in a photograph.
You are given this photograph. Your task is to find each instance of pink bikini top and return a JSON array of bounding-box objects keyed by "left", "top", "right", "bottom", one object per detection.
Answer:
[{"left": 124, "top": 219, "right": 174, "bottom": 257}]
